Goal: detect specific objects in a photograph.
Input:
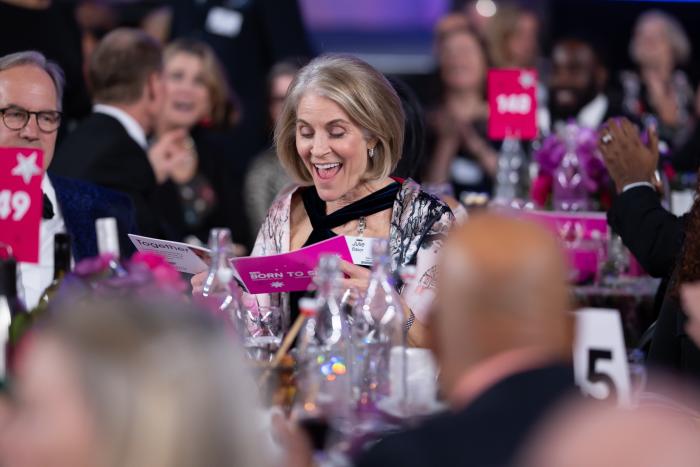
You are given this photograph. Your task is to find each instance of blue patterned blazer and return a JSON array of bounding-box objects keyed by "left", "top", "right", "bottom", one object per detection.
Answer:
[{"left": 49, "top": 174, "right": 138, "bottom": 260}]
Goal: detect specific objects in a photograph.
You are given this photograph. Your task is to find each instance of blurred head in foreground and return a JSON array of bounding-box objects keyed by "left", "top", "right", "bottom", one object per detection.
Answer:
[
  {"left": 519, "top": 400, "right": 700, "bottom": 467},
  {"left": 434, "top": 213, "right": 573, "bottom": 401},
  {"left": 0, "top": 297, "right": 267, "bottom": 467}
]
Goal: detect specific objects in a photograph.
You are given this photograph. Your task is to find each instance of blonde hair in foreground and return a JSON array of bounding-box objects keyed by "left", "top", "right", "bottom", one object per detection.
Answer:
[
  {"left": 274, "top": 54, "right": 405, "bottom": 185},
  {"left": 41, "top": 297, "right": 268, "bottom": 467}
]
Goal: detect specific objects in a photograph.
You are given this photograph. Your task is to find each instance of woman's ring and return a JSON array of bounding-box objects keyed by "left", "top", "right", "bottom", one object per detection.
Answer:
[{"left": 601, "top": 133, "right": 613, "bottom": 144}]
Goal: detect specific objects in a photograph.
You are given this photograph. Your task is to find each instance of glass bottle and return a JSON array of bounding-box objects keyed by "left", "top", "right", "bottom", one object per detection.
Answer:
[
  {"left": 354, "top": 238, "right": 407, "bottom": 422},
  {"left": 1, "top": 258, "right": 31, "bottom": 378},
  {"left": 494, "top": 136, "right": 527, "bottom": 203},
  {"left": 96, "top": 217, "right": 127, "bottom": 276},
  {"left": 34, "top": 233, "right": 71, "bottom": 315},
  {"left": 293, "top": 254, "right": 353, "bottom": 449},
  {"left": 200, "top": 228, "right": 246, "bottom": 337}
]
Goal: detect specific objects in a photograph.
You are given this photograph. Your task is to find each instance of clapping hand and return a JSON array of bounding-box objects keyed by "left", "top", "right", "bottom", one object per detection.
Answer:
[
  {"left": 598, "top": 118, "right": 659, "bottom": 192},
  {"left": 644, "top": 70, "right": 680, "bottom": 127},
  {"left": 148, "top": 129, "right": 197, "bottom": 184}
]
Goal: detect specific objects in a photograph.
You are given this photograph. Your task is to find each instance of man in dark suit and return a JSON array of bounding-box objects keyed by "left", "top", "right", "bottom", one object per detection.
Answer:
[
  {"left": 602, "top": 118, "right": 682, "bottom": 278},
  {"left": 356, "top": 214, "right": 576, "bottom": 467},
  {"left": 0, "top": 51, "right": 136, "bottom": 309},
  {"left": 598, "top": 118, "right": 700, "bottom": 378},
  {"left": 51, "top": 28, "right": 187, "bottom": 239}
]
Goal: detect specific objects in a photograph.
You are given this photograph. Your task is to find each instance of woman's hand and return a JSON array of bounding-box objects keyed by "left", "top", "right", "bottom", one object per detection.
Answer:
[
  {"left": 460, "top": 123, "right": 498, "bottom": 177},
  {"left": 191, "top": 270, "right": 207, "bottom": 295},
  {"left": 148, "top": 129, "right": 187, "bottom": 184},
  {"left": 644, "top": 71, "right": 680, "bottom": 127},
  {"left": 339, "top": 260, "right": 430, "bottom": 347},
  {"left": 598, "top": 118, "right": 659, "bottom": 192},
  {"left": 169, "top": 137, "right": 199, "bottom": 184},
  {"left": 339, "top": 260, "right": 371, "bottom": 297},
  {"left": 425, "top": 109, "right": 460, "bottom": 184},
  {"left": 681, "top": 282, "right": 700, "bottom": 347}
]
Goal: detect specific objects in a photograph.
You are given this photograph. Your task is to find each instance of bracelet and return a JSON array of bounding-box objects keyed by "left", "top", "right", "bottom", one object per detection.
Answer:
[{"left": 404, "top": 308, "right": 415, "bottom": 333}]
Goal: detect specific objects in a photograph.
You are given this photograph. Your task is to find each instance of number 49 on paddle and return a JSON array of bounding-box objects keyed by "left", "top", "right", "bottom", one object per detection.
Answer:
[{"left": 0, "top": 147, "right": 44, "bottom": 263}]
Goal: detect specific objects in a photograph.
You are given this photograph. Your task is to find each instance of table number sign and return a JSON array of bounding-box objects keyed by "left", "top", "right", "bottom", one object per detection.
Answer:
[
  {"left": 573, "top": 308, "right": 632, "bottom": 407},
  {"left": 0, "top": 147, "right": 44, "bottom": 263},
  {"left": 487, "top": 68, "right": 538, "bottom": 140}
]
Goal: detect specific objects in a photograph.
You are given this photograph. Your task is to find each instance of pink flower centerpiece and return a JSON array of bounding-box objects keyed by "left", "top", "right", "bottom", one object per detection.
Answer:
[{"left": 531, "top": 122, "right": 611, "bottom": 211}]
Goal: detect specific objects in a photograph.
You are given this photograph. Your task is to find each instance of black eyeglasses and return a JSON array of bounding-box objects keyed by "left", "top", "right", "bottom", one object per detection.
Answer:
[{"left": 0, "top": 106, "right": 62, "bottom": 133}]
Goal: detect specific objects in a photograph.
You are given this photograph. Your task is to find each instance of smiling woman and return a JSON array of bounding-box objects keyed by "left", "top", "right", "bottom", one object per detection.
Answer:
[
  {"left": 192, "top": 54, "right": 455, "bottom": 347},
  {"left": 150, "top": 38, "right": 246, "bottom": 246}
]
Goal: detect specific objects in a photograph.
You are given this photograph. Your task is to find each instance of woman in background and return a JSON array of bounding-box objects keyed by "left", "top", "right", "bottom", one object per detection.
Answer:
[
  {"left": 421, "top": 19, "right": 498, "bottom": 200},
  {"left": 485, "top": 3, "right": 541, "bottom": 70},
  {"left": 153, "top": 38, "right": 248, "bottom": 248},
  {"left": 621, "top": 10, "right": 695, "bottom": 148},
  {"left": 244, "top": 60, "right": 301, "bottom": 241}
]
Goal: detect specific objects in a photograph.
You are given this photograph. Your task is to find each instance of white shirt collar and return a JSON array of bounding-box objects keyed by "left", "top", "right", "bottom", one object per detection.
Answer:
[
  {"left": 42, "top": 174, "right": 60, "bottom": 218},
  {"left": 93, "top": 104, "right": 148, "bottom": 150},
  {"left": 17, "top": 174, "right": 67, "bottom": 309},
  {"left": 576, "top": 94, "right": 609, "bottom": 129},
  {"left": 538, "top": 94, "right": 609, "bottom": 136}
]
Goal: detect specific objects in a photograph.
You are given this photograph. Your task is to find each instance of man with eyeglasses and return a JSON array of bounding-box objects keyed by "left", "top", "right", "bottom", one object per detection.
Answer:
[{"left": 0, "top": 50, "right": 136, "bottom": 309}]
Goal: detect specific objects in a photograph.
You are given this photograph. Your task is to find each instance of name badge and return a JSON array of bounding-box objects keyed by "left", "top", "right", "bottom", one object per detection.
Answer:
[
  {"left": 205, "top": 7, "right": 243, "bottom": 38},
  {"left": 346, "top": 236, "right": 375, "bottom": 267}
]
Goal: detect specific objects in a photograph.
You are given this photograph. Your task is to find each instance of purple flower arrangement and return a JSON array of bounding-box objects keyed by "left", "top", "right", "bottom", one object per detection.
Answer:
[
  {"left": 531, "top": 123, "right": 611, "bottom": 210},
  {"left": 55, "top": 252, "right": 188, "bottom": 304}
]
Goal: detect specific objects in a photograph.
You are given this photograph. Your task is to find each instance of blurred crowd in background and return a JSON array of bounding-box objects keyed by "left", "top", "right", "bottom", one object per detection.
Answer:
[
  {"left": 1, "top": 1, "right": 700, "bottom": 466},
  {"left": 1, "top": 0, "right": 698, "bottom": 252}
]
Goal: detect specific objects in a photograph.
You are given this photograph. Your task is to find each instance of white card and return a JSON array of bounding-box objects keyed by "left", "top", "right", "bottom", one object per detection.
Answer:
[
  {"left": 129, "top": 234, "right": 210, "bottom": 275},
  {"left": 345, "top": 236, "right": 375, "bottom": 267},
  {"left": 205, "top": 7, "right": 243, "bottom": 38},
  {"left": 573, "top": 308, "right": 632, "bottom": 407}
]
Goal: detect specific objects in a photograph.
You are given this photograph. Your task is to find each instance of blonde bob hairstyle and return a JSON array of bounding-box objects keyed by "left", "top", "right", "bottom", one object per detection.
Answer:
[
  {"left": 164, "top": 38, "right": 242, "bottom": 128},
  {"left": 274, "top": 54, "right": 405, "bottom": 185}
]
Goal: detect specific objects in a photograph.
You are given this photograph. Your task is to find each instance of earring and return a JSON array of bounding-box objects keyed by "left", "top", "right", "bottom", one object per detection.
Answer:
[{"left": 368, "top": 147, "right": 375, "bottom": 158}]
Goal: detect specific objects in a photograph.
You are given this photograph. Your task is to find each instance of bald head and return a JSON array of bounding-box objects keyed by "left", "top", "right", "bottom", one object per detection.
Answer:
[{"left": 435, "top": 214, "right": 572, "bottom": 394}]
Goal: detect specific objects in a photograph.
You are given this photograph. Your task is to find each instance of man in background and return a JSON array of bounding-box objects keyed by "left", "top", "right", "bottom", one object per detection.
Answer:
[
  {"left": 51, "top": 28, "right": 187, "bottom": 239},
  {"left": 539, "top": 37, "right": 625, "bottom": 134},
  {"left": 0, "top": 50, "right": 135, "bottom": 308}
]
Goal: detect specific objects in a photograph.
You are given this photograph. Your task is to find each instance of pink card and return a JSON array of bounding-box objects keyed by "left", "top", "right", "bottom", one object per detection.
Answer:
[
  {"left": 0, "top": 148, "right": 44, "bottom": 263},
  {"left": 488, "top": 68, "right": 538, "bottom": 140},
  {"left": 231, "top": 236, "right": 353, "bottom": 294}
]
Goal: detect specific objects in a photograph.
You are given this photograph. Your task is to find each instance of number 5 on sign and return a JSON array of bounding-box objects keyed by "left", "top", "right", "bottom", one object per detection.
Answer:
[
  {"left": 0, "top": 147, "right": 44, "bottom": 263},
  {"left": 573, "top": 308, "right": 632, "bottom": 407}
]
